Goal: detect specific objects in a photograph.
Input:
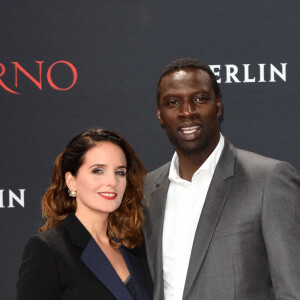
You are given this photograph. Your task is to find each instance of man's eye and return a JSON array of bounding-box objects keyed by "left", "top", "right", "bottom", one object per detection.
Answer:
[
  {"left": 92, "top": 168, "right": 103, "bottom": 174},
  {"left": 116, "top": 170, "right": 126, "bottom": 176},
  {"left": 194, "top": 97, "right": 207, "bottom": 104},
  {"left": 168, "top": 99, "right": 179, "bottom": 106}
]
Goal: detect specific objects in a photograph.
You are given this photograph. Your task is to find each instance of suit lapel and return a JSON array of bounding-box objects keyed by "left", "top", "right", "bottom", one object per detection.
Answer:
[
  {"left": 63, "top": 213, "right": 133, "bottom": 300},
  {"left": 62, "top": 212, "right": 91, "bottom": 249},
  {"left": 120, "top": 246, "right": 150, "bottom": 300},
  {"left": 183, "top": 140, "right": 236, "bottom": 299},
  {"left": 144, "top": 164, "right": 170, "bottom": 300},
  {"left": 81, "top": 238, "right": 133, "bottom": 300}
]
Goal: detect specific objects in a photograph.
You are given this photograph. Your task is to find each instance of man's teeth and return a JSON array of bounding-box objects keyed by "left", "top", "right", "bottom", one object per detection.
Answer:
[
  {"left": 181, "top": 126, "right": 200, "bottom": 134},
  {"left": 99, "top": 193, "right": 115, "bottom": 197}
]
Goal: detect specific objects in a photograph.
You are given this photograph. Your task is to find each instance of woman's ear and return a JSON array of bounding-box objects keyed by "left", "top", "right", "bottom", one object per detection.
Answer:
[{"left": 65, "top": 172, "right": 75, "bottom": 190}]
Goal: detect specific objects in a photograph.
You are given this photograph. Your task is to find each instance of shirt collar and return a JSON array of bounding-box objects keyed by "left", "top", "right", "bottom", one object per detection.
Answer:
[{"left": 169, "top": 134, "right": 225, "bottom": 183}]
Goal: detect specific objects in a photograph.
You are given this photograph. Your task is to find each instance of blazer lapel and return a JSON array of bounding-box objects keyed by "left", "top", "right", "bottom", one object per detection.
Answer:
[
  {"left": 63, "top": 213, "right": 136, "bottom": 299},
  {"left": 144, "top": 164, "right": 170, "bottom": 300},
  {"left": 81, "top": 238, "right": 133, "bottom": 300},
  {"left": 119, "top": 246, "right": 150, "bottom": 300},
  {"left": 62, "top": 212, "right": 91, "bottom": 249},
  {"left": 182, "top": 140, "right": 236, "bottom": 299}
]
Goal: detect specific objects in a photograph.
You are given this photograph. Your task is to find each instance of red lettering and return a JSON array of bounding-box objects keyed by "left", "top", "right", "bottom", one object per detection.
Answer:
[
  {"left": 47, "top": 61, "right": 78, "bottom": 91},
  {"left": 0, "top": 63, "right": 19, "bottom": 94},
  {"left": 12, "top": 61, "right": 44, "bottom": 90},
  {"left": 0, "top": 60, "right": 77, "bottom": 94}
]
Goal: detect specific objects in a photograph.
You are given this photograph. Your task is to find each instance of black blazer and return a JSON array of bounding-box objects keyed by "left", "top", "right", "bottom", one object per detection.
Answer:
[{"left": 17, "top": 213, "right": 153, "bottom": 300}]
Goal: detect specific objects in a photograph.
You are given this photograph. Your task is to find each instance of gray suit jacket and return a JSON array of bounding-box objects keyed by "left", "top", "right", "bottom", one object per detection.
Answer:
[{"left": 143, "top": 139, "right": 300, "bottom": 299}]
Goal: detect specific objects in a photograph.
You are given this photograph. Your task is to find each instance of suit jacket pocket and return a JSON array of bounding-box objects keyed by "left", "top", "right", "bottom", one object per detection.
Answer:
[{"left": 212, "top": 222, "right": 260, "bottom": 240}]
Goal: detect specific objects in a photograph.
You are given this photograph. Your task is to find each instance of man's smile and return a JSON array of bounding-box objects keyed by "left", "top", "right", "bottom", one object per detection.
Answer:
[{"left": 178, "top": 125, "right": 201, "bottom": 141}]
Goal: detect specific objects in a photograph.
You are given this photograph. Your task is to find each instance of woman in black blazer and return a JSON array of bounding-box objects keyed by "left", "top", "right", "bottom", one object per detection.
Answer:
[{"left": 17, "top": 128, "right": 153, "bottom": 300}]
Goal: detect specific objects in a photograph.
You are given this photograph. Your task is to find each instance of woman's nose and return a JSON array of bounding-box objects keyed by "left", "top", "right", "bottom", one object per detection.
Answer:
[{"left": 105, "top": 172, "right": 117, "bottom": 187}]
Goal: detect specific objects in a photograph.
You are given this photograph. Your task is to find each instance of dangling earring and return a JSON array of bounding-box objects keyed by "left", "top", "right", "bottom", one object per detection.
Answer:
[{"left": 68, "top": 188, "right": 77, "bottom": 197}]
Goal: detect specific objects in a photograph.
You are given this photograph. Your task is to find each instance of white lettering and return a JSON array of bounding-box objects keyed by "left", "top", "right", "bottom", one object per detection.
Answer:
[
  {"left": 8, "top": 189, "right": 25, "bottom": 208},
  {"left": 0, "top": 190, "right": 4, "bottom": 208},
  {"left": 258, "top": 64, "right": 266, "bottom": 82},
  {"left": 270, "top": 63, "right": 287, "bottom": 82},
  {"left": 209, "top": 65, "right": 221, "bottom": 83},
  {"left": 225, "top": 64, "right": 241, "bottom": 83},
  {"left": 243, "top": 64, "right": 256, "bottom": 83},
  {"left": 208, "top": 63, "right": 287, "bottom": 83}
]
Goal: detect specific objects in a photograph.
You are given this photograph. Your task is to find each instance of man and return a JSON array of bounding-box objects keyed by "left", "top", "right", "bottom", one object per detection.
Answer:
[{"left": 143, "top": 58, "right": 300, "bottom": 299}]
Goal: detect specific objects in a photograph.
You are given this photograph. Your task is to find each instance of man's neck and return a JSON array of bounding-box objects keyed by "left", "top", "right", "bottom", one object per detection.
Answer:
[
  {"left": 176, "top": 138, "right": 220, "bottom": 182},
  {"left": 177, "top": 153, "right": 207, "bottom": 181}
]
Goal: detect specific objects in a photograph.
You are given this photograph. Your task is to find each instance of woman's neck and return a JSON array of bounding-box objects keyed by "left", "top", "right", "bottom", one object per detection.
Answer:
[{"left": 75, "top": 208, "right": 110, "bottom": 244}]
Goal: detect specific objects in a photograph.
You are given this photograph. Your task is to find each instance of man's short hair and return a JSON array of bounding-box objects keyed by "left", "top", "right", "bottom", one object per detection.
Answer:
[{"left": 156, "top": 58, "right": 222, "bottom": 105}]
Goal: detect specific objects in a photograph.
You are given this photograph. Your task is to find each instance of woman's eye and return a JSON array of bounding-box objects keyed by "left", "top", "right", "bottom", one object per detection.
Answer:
[
  {"left": 116, "top": 170, "right": 126, "bottom": 176},
  {"left": 92, "top": 168, "right": 103, "bottom": 174}
]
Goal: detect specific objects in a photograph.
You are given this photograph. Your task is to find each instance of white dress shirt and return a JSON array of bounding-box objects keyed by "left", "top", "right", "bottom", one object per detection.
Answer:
[{"left": 163, "top": 134, "right": 224, "bottom": 300}]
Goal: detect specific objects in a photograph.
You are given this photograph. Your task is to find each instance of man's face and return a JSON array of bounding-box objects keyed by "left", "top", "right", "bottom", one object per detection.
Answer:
[{"left": 157, "top": 68, "right": 222, "bottom": 156}]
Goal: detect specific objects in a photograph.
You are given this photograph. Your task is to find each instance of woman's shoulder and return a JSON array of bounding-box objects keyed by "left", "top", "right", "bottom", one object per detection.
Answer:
[
  {"left": 17, "top": 229, "right": 63, "bottom": 299},
  {"left": 40, "top": 223, "right": 66, "bottom": 239},
  {"left": 24, "top": 224, "right": 68, "bottom": 255}
]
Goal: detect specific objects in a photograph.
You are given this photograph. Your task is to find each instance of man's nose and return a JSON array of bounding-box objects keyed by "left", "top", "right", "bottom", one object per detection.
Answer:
[{"left": 179, "top": 101, "right": 196, "bottom": 118}]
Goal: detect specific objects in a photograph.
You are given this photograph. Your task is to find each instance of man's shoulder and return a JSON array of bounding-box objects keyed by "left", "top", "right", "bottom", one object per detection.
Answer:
[
  {"left": 144, "top": 161, "right": 171, "bottom": 191},
  {"left": 219, "top": 138, "right": 299, "bottom": 179},
  {"left": 232, "top": 144, "right": 297, "bottom": 177},
  {"left": 147, "top": 161, "right": 171, "bottom": 178},
  {"left": 236, "top": 147, "right": 280, "bottom": 165},
  {"left": 223, "top": 138, "right": 279, "bottom": 166}
]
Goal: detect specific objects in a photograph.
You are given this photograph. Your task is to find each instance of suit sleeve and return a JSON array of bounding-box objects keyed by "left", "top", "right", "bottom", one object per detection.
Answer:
[
  {"left": 17, "top": 235, "right": 61, "bottom": 300},
  {"left": 262, "top": 161, "right": 300, "bottom": 299}
]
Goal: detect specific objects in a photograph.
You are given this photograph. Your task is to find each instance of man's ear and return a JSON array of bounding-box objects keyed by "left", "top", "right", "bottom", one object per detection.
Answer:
[
  {"left": 65, "top": 172, "right": 75, "bottom": 190},
  {"left": 216, "top": 98, "right": 222, "bottom": 119},
  {"left": 157, "top": 107, "right": 164, "bottom": 125}
]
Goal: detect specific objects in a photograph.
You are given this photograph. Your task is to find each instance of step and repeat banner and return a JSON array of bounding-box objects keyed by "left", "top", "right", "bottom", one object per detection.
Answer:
[{"left": 1, "top": 1, "right": 300, "bottom": 298}]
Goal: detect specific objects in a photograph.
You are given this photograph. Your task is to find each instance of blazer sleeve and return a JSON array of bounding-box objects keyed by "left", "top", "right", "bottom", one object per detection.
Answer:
[
  {"left": 17, "top": 235, "right": 61, "bottom": 300},
  {"left": 262, "top": 161, "right": 300, "bottom": 299}
]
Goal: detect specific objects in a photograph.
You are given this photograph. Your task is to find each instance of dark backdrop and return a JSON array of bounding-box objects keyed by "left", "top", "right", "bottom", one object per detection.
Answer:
[{"left": 1, "top": 1, "right": 300, "bottom": 298}]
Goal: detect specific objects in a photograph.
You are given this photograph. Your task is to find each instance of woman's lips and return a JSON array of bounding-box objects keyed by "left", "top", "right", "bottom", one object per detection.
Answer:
[{"left": 97, "top": 192, "right": 117, "bottom": 200}]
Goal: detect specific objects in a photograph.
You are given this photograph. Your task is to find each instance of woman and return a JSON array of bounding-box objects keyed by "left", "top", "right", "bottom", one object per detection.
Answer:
[{"left": 17, "top": 128, "right": 153, "bottom": 300}]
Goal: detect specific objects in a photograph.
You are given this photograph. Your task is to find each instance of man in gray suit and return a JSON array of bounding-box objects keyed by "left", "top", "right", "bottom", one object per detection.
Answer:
[{"left": 143, "top": 58, "right": 300, "bottom": 299}]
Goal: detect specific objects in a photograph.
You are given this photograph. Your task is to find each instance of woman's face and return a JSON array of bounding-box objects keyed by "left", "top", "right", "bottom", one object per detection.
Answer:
[{"left": 66, "top": 142, "right": 127, "bottom": 218}]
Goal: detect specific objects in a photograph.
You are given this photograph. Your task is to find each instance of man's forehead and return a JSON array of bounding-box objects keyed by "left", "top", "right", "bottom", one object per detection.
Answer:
[
  {"left": 161, "top": 68, "right": 211, "bottom": 86},
  {"left": 170, "top": 69, "right": 190, "bottom": 80}
]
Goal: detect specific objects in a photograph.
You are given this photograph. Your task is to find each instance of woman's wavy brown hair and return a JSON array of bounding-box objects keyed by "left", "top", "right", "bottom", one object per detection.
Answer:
[{"left": 40, "top": 128, "right": 146, "bottom": 248}]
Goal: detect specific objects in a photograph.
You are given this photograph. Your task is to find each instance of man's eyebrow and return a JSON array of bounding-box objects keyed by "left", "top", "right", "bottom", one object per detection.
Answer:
[
  {"left": 162, "top": 93, "right": 177, "bottom": 98},
  {"left": 162, "top": 89, "right": 211, "bottom": 97}
]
